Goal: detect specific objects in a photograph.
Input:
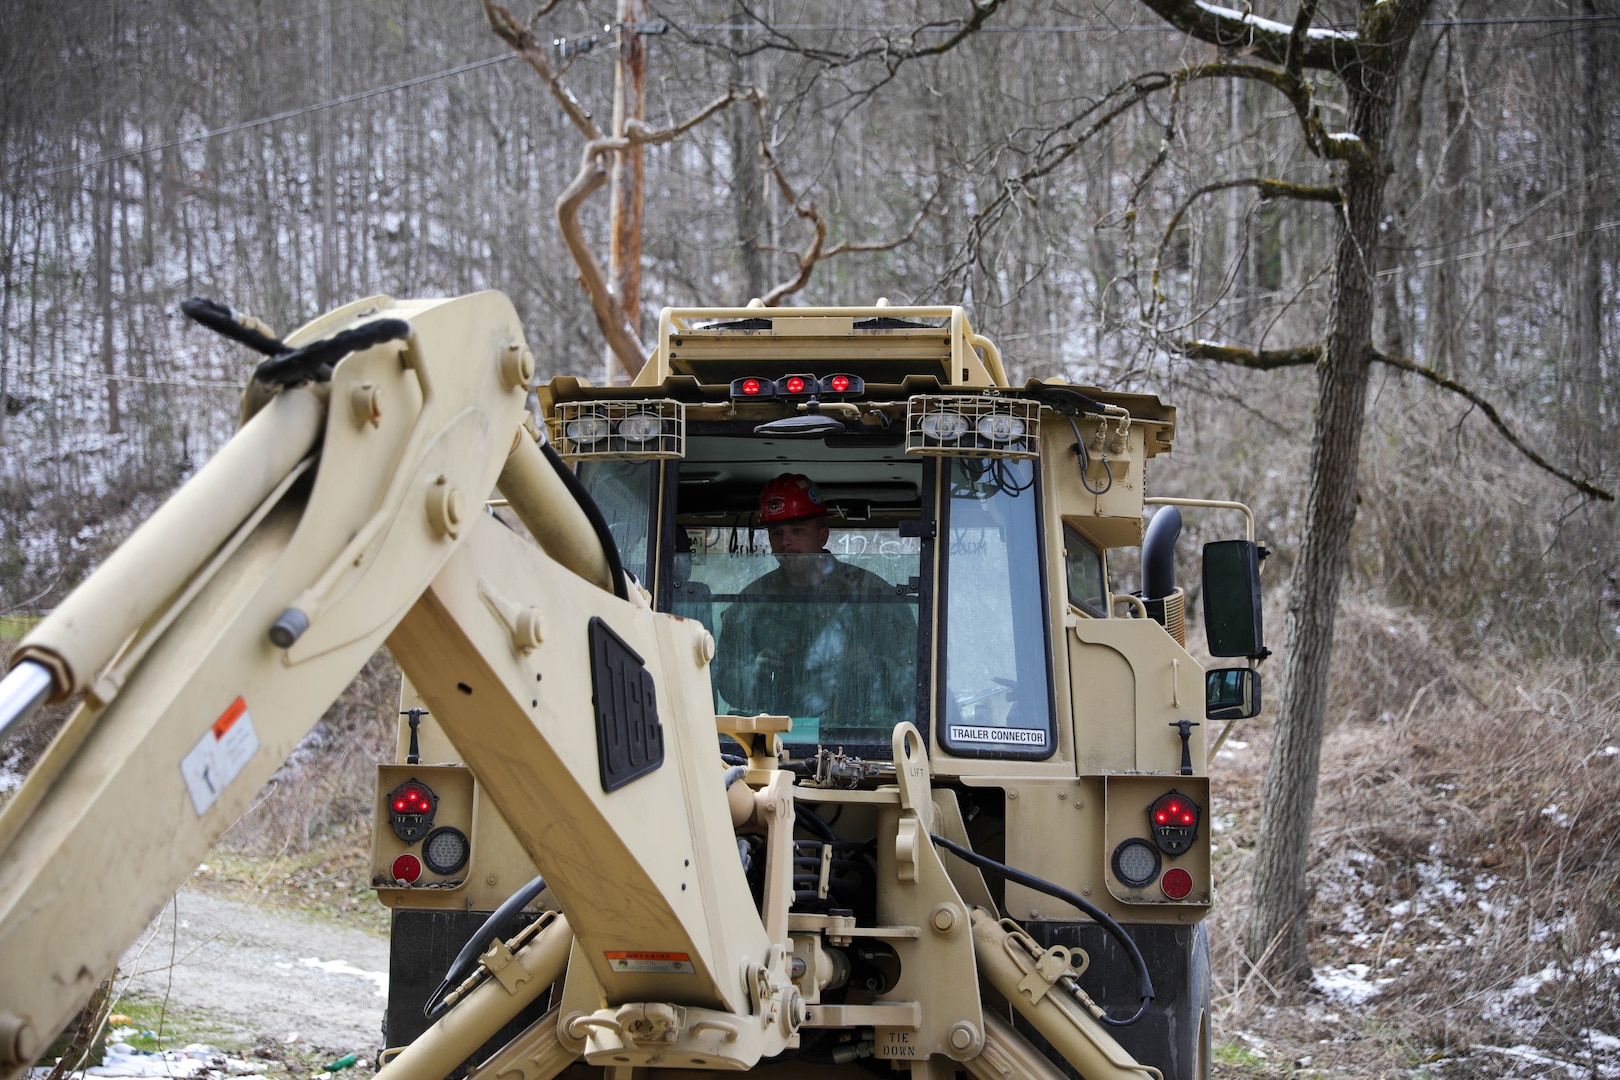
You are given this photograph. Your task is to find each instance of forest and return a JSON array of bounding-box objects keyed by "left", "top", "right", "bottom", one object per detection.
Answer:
[{"left": 2, "top": 0, "right": 1617, "bottom": 1075}]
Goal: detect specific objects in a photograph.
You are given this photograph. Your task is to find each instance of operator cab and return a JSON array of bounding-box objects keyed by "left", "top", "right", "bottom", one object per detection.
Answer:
[{"left": 555, "top": 307, "right": 1065, "bottom": 764}]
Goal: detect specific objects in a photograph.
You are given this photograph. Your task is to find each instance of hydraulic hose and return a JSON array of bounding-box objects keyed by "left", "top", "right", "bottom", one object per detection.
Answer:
[
  {"left": 539, "top": 442, "right": 629, "bottom": 602},
  {"left": 424, "top": 874, "right": 550, "bottom": 1019},
  {"left": 929, "top": 835, "right": 1154, "bottom": 1025}
]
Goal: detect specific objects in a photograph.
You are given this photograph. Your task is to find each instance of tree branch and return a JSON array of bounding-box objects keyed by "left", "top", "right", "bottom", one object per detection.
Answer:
[
  {"left": 557, "top": 140, "right": 646, "bottom": 378},
  {"left": 1134, "top": 0, "right": 1357, "bottom": 73},
  {"left": 1176, "top": 340, "right": 1616, "bottom": 501},
  {"left": 749, "top": 96, "right": 938, "bottom": 306},
  {"left": 1177, "top": 60, "right": 1365, "bottom": 166},
  {"left": 554, "top": 86, "right": 757, "bottom": 378},
  {"left": 1370, "top": 348, "right": 1615, "bottom": 502},
  {"left": 1152, "top": 178, "right": 1340, "bottom": 322},
  {"left": 482, "top": 0, "right": 601, "bottom": 140},
  {"left": 940, "top": 71, "right": 1173, "bottom": 290}
]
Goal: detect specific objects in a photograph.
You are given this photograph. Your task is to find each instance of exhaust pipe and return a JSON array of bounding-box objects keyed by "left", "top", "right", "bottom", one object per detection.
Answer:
[{"left": 1139, "top": 506, "right": 1185, "bottom": 647}]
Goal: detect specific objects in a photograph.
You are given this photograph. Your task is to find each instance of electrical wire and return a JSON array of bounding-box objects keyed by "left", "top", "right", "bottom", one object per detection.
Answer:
[{"left": 7, "top": 52, "right": 518, "bottom": 187}]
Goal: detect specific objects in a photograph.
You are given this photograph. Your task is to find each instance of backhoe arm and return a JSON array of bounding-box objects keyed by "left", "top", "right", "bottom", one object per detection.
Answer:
[{"left": 0, "top": 292, "right": 776, "bottom": 1074}]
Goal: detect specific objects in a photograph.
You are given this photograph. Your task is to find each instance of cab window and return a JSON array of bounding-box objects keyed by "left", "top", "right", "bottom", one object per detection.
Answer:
[
  {"left": 1063, "top": 524, "right": 1107, "bottom": 617},
  {"left": 938, "top": 458, "right": 1054, "bottom": 758},
  {"left": 575, "top": 459, "right": 657, "bottom": 585}
]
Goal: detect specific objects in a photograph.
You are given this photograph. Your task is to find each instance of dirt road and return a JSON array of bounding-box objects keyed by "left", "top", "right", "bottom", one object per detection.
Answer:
[{"left": 118, "top": 887, "right": 388, "bottom": 1055}]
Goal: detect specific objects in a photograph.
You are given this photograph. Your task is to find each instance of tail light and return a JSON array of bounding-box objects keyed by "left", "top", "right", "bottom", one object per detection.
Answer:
[
  {"left": 389, "top": 779, "right": 438, "bottom": 843},
  {"left": 1148, "top": 791, "right": 1200, "bottom": 856}
]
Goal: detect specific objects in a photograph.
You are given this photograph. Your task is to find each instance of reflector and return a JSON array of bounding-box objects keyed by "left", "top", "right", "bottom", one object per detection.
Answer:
[
  {"left": 391, "top": 853, "right": 423, "bottom": 884},
  {"left": 1161, "top": 867, "right": 1194, "bottom": 900}
]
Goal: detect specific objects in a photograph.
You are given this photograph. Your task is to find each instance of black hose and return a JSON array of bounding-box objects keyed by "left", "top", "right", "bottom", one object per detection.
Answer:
[
  {"left": 929, "top": 834, "right": 1154, "bottom": 1026},
  {"left": 252, "top": 318, "right": 412, "bottom": 387},
  {"left": 539, "top": 441, "right": 629, "bottom": 602},
  {"left": 423, "top": 874, "right": 549, "bottom": 1019},
  {"left": 180, "top": 296, "right": 291, "bottom": 356},
  {"left": 795, "top": 804, "right": 839, "bottom": 843}
]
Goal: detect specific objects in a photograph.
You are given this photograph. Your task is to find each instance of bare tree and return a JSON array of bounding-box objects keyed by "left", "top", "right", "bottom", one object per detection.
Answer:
[{"left": 1131, "top": 0, "right": 1609, "bottom": 984}]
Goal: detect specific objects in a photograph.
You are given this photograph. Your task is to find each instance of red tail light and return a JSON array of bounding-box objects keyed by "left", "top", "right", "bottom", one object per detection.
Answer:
[
  {"left": 1148, "top": 791, "right": 1200, "bottom": 856},
  {"left": 388, "top": 778, "right": 439, "bottom": 843}
]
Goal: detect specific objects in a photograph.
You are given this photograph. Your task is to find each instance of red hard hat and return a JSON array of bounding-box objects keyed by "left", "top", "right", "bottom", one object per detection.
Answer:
[{"left": 758, "top": 474, "right": 827, "bottom": 525}]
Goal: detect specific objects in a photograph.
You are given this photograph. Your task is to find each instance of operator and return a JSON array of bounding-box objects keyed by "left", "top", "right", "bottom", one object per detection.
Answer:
[{"left": 713, "top": 474, "right": 916, "bottom": 739}]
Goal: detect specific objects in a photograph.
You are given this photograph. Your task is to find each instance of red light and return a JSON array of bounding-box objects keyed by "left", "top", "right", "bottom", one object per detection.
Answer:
[
  {"left": 784, "top": 376, "right": 807, "bottom": 394},
  {"left": 1161, "top": 867, "right": 1194, "bottom": 900},
  {"left": 829, "top": 375, "right": 851, "bottom": 393},
  {"left": 742, "top": 377, "right": 763, "bottom": 395},
  {"left": 393, "top": 799, "right": 406, "bottom": 811},
  {"left": 392, "top": 854, "right": 423, "bottom": 884}
]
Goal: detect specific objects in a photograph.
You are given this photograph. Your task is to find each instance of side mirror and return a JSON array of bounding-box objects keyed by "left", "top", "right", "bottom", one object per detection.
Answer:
[
  {"left": 1206, "top": 667, "right": 1262, "bottom": 720},
  {"left": 1202, "top": 539, "right": 1265, "bottom": 657}
]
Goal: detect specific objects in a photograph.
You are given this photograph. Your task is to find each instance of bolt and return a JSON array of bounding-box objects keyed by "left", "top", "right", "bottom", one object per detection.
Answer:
[
  {"left": 1058, "top": 791, "right": 1067, "bottom": 800},
  {"left": 931, "top": 904, "right": 957, "bottom": 933},
  {"left": 427, "top": 476, "right": 465, "bottom": 538},
  {"left": 1007, "top": 790, "right": 1018, "bottom": 800},
  {"left": 348, "top": 382, "right": 383, "bottom": 427},
  {"left": 949, "top": 1023, "right": 977, "bottom": 1052}
]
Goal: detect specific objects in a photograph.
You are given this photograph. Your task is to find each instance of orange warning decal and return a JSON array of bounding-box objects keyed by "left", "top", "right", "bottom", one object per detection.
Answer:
[{"left": 213, "top": 696, "right": 247, "bottom": 740}]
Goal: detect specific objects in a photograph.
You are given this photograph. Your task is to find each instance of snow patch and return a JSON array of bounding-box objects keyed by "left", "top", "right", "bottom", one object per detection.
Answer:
[
  {"left": 1313, "top": 963, "right": 1390, "bottom": 1004},
  {"left": 300, "top": 956, "right": 388, "bottom": 997}
]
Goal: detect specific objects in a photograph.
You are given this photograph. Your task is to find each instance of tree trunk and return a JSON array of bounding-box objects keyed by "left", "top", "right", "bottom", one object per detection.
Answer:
[
  {"left": 1246, "top": 1, "right": 1432, "bottom": 984},
  {"left": 728, "top": 2, "right": 766, "bottom": 302},
  {"left": 95, "top": 158, "right": 121, "bottom": 436},
  {"left": 609, "top": 0, "right": 648, "bottom": 384},
  {"left": 1571, "top": 0, "right": 1604, "bottom": 469}
]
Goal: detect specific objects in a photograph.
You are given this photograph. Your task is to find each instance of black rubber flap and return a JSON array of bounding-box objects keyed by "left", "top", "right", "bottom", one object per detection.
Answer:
[{"left": 588, "top": 616, "right": 665, "bottom": 791}]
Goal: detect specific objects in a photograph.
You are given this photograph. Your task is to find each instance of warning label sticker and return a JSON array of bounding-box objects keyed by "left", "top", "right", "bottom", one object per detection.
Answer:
[
  {"left": 180, "top": 696, "right": 260, "bottom": 816},
  {"left": 949, "top": 725, "right": 1047, "bottom": 746},
  {"left": 604, "top": 951, "right": 695, "bottom": 974}
]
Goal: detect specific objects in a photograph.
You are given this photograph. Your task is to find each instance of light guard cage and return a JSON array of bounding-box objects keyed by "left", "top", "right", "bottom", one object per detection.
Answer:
[
  {"left": 904, "top": 396, "right": 1040, "bottom": 460},
  {"left": 549, "top": 399, "right": 686, "bottom": 461}
]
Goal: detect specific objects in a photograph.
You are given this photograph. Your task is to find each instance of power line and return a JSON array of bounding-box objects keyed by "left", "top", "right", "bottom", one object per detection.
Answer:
[
  {"left": 628, "top": 13, "right": 1620, "bottom": 34},
  {"left": 7, "top": 52, "right": 517, "bottom": 187}
]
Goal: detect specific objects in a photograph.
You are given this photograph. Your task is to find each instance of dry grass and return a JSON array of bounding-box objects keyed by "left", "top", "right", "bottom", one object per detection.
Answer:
[{"left": 1208, "top": 598, "right": 1620, "bottom": 1077}]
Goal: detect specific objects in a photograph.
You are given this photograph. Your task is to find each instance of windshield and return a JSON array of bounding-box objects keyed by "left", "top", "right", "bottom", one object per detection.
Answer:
[
  {"left": 676, "top": 528, "right": 920, "bottom": 747},
  {"left": 668, "top": 432, "right": 926, "bottom": 751}
]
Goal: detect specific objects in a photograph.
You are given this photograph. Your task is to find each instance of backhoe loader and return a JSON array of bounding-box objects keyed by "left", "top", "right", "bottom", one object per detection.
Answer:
[{"left": 0, "top": 292, "right": 1267, "bottom": 1080}]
